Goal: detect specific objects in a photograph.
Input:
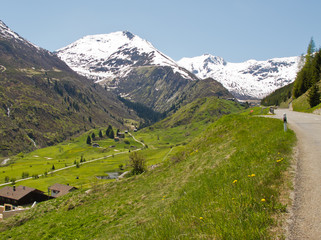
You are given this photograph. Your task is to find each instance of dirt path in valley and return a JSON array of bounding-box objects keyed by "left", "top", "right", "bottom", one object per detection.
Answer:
[{"left": 271, "top": 109, "right": 321, "bottom": 239}]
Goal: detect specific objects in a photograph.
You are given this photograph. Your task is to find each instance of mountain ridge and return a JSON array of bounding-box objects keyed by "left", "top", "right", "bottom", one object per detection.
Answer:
[
  {"left": 56, "top": 31, "right": 231, "bottom": 112},
  {"left": 178, "top": 54, "right": 300, "bottom": 99}
]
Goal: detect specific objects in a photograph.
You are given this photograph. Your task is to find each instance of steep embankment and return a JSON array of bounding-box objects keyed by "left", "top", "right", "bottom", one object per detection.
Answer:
[{"left": 0, "top": 110, "right": 296, "bottom": 239}]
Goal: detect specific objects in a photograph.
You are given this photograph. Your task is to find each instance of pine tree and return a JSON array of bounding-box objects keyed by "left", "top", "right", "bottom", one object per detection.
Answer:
[
  {"left": 99, "top": 130, "right": 103, "bottom": 138},
  {"left": 106, "top": 125, "right": 114, "bottom": 139},
  {"left": 91, "top": 132, "right": 96, "bottom": 140},
  {"left": 86, "top": 135, "right": 92, "bottom": 145},
  {"left": 109, "top": 128, "right": 114, "bottom": 139},
  {"left": 308, "top": 83, "right": 320, "bottom": 107},
  {"left": 293, "top": 38, "right": 317, "bottom": 98}
]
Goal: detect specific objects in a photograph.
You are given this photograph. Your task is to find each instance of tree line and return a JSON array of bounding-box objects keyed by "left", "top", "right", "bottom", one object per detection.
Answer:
[
  {"left": 293, "top": 38, "right": 321, "bottom": 107},
  {"left": 86, "top": 125, "right": 115, "bottom": 145}
]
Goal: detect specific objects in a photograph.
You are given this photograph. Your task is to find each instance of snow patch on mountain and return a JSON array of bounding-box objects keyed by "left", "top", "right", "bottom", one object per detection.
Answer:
[
  {"left": 178, "top": 54, "right": 300, "bottom": 99},
  {"left": 56, "top": 31, "right": 196, "bottom": 84}
]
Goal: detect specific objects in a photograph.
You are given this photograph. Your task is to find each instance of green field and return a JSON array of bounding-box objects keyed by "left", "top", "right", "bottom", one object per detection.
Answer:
[
  {"left": 0, "top": 129, "right": 146, "bottom": 191},
  {"left": 0, "top": 99, "right": 296, "bottom": 239}
]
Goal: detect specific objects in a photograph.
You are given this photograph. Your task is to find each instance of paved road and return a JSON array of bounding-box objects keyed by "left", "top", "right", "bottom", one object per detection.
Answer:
[{"left": 272, "top": 109, "right": 321, "bottom": 239}]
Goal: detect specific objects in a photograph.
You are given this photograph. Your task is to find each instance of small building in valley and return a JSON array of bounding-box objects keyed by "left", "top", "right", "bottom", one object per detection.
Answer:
[
  {"left": 0, "top": 186, "right": 50, "bottom": 206},
  {"left": 117, "top": 132, "right": 125, "bottom": 138},
  {"left": 48, "top": 183, "right": 77, "bottom": 198}
]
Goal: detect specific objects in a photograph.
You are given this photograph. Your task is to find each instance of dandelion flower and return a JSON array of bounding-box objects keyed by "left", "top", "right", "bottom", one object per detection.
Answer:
[
  {"left": 276, "top": 159, "right": 282, "bottom": 163},
  {"left": 261, "top": 198, "right": 266, "bottom": 202},
  {"left": 233, "top": 180, "right": 237, "bottom": 184},
  {"left": 251, "top": 174, "right": 255, "bottom": 177},
  {"left": 199, "top": 217, "right": 203, "bottom": 220}
]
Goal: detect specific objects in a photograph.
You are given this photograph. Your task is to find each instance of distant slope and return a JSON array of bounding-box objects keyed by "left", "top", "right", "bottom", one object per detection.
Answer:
[
  {"left": 0, "top": 20, "right": 139, "bottom": 156},
  {"left": 261, "top": 82, "right": 294, "bottom": 106},
  {"left": 154, "top": 96, "right": 243, "bottom": 128},
  {"left": 178, "top": 54, "right": 299, "bottom": 99},
  {"left": 112, "top": 66, "right": 233, "bottom": 112}
]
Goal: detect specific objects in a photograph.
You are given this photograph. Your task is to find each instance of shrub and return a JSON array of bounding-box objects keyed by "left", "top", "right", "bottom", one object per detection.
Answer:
[
  {"left": 129, "top": 152, "right": 146, "bottom": 175},
  {"left": 4, "top": 176, "right": 9, "bottom": 183},
  {"left": 21, "top": 172, "right": 29, "bottom": 179},
  {"left": 119, "top": 164, "right": 124, "bottom": 171}
]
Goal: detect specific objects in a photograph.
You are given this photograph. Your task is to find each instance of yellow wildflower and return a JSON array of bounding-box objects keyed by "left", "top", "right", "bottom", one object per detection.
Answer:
[
  {"left": 261, "top": 198, "right": 266, "bottom": 202},
  {"left": 199, "top": 217, "right": 203, "bottom": 220},
  {"left": 233, "top": 180, "right": 237, "bottom": 184},
  {"left": 251, "top": 174, "right": 255, "bottom": 177}
]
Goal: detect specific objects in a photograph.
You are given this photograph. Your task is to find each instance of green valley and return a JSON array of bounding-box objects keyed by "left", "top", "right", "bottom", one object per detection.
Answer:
[{"left": 0, "top": 97, "right": 296, "bottom": 239}]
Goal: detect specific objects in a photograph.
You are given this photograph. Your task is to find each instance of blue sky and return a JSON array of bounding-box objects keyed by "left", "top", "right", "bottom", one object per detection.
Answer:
[{"left": 1, "top": 0, "right": 320, "bottom": 62}]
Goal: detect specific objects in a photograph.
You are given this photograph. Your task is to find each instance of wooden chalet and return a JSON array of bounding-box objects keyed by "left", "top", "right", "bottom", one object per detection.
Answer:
[
  {"left": 0, "top": 186, "right": 51, "bottom": 206},
  {"left": 48, "top": 183, "right": 77, "bottom": 198}
]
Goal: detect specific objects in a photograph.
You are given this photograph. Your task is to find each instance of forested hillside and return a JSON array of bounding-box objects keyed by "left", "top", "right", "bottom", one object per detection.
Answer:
[{"left": 293, "top": 39, "right": 321, "bottom": 108}]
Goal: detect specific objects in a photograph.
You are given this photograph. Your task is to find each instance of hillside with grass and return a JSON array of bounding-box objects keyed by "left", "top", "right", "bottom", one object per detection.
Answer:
[{"left": 0, "top": 97, "right": 296, "bottom": 239}]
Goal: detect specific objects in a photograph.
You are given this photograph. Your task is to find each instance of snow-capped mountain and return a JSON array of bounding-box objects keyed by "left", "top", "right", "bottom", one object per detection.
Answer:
[
  {"left": 56, "top": 31, "right": 233, "bottom": 112},
  {"left": 178, "top": 54, "right": 300, "bottom": 99},
  {"left": 56, "top": 31, "right": 197, "bottom": 85}
]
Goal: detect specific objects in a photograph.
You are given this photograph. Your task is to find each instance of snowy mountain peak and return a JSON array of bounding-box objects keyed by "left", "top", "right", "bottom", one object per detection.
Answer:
[
  {"left": 0, "top": 20, "right": 23, "bottom": 41},
  {"left": 178, "top": 54, "right": 300, "bottom": 99},
  {"left": 57, "top": 31, "right": 196, "bottom": 83}
]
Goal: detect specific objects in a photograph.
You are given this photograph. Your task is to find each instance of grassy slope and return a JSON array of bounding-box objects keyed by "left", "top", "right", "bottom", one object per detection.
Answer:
[
  {"left": 292, "top": 81, "right": 321, "bottom": 112},
  {"left": 0, "top": 109, "right": 296, "bottom": 239}
]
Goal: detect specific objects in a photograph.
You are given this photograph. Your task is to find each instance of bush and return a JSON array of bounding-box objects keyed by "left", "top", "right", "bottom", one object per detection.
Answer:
[
  {"left": 21, "top": 172, "right": 29, "bottom": 179},
  {"left": 124, "top": 139, "right": 130, "bottom": 144},
  {"left": 4, "top": 176, "right": 9, "bottom": 183},
  {"left": 129, "top": 152, "right": 146, "bottom": 175}
]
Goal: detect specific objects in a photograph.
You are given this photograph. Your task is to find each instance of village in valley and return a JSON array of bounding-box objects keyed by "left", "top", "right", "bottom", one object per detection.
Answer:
[{"left": 0, "top": 128, "right": 140, "bottom": 220}]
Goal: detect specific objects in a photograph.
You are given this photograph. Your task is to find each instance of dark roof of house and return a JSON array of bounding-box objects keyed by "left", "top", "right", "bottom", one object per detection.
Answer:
[
  {"left": 0, "top": 186, "right": 44, "bottom": 200},
  {"left": 48, "top": 183, "right": 77, "bottom": 197}
]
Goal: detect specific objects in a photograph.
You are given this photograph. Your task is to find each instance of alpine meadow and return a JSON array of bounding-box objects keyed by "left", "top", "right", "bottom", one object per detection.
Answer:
[{"left": 1, "top": 4, "right": 321, "bottom": 239}]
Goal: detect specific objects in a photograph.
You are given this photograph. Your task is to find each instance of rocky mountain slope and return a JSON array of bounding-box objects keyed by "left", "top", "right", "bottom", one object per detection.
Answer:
[
  {"left": 0, "top": 21, "right": 139, "bottom": 156},
  {"left": 178, "top": 54, "right": 300, "bottom": 99},
  {"left": 56, "top": 32, "right": 232, "bottom": 112}
]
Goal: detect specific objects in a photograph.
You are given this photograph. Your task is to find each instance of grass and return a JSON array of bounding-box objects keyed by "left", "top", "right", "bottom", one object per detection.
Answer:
[
  {"left": 0, "top": 112, "right": 296, "bottom": 239},
  {"left": 0, "top": 128, "right": 144, "bottom": 191}
]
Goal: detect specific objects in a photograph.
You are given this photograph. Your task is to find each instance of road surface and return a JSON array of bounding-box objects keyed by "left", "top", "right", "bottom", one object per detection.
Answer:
[{"left": 272, "top": 109, "right": 321, "bottom": 239}]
